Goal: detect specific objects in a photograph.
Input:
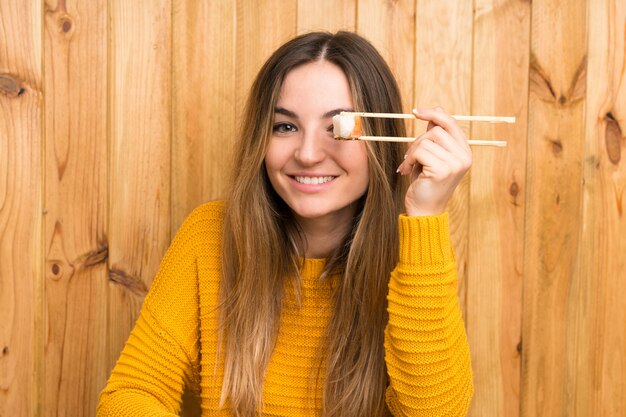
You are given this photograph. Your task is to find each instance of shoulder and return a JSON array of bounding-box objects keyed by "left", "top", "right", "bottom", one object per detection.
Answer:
[
  {"left": 173, "top": 200, "right": 225, "bottom": 246},
  {"left": 181, "top": 200, "right": 225, "bottom": 228},
  {"left": 186, "top": 200, "right": 225, "bottom": 222}
]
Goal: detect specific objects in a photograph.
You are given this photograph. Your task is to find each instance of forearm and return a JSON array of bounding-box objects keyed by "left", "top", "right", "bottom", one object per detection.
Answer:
[
  {"left": 98, "top": 390, "right": 179, "bottom": 417},
  {"left": 97, "top": 308, "right": 196, "bottom": 416},
  {"left": 385, "top": 214, "right": 473, "bottom": 416}
]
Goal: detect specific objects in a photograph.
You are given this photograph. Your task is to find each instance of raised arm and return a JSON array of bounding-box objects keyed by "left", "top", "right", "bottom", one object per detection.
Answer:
[
  {"left": 385, "top": 213, "right": 473, "bottom": 416},
  {"left": 386, "top": 107, "right": 473, "bottom": 415}
]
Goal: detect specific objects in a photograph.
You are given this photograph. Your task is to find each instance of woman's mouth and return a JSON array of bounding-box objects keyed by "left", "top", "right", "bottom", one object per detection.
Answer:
[{"left": 293, "top": 176, "right": 336, "bottom": 185}]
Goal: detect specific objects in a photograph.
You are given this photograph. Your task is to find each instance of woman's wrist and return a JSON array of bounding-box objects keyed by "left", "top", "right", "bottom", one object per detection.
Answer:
[{"left": 397, "top": 213, "right": 455, "bottom": 267}]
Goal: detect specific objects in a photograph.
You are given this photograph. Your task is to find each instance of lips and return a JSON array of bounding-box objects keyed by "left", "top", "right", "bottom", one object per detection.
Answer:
[{"left": 293, "top": 175, "right": 336, "bottom": 185}]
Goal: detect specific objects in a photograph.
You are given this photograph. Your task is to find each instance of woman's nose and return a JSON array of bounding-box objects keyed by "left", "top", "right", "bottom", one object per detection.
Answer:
[{"left": 294, "top": 130, "right": 326, "bottom": 166}]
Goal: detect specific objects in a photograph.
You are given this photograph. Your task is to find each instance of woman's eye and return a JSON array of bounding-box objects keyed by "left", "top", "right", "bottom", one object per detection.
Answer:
[{"left": 273, "top": 122, "right": 297, "bottom": 134}]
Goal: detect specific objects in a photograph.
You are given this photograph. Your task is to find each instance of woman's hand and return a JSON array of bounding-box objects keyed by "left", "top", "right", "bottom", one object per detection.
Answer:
[{"left": 396, "top": 107, "right": 472, "bottom": 217}]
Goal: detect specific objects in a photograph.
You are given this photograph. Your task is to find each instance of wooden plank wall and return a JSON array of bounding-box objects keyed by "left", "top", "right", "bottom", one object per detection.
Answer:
[
  {"left": 0, "top": 2, "right": 43, "bottom": 416},
  {"left": 0, "top": 1, "right": 624, "bottom": 416}
]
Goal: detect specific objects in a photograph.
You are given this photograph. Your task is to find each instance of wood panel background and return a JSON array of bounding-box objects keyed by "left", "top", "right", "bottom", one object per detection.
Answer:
[{"left": 0, "top": 0, "right": 624, "bottom": 416}]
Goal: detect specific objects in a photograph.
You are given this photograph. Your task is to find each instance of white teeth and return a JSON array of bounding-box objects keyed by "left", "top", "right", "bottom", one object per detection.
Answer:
[{"left": 294, "top": 176, "right": 335, "bottom": 185}]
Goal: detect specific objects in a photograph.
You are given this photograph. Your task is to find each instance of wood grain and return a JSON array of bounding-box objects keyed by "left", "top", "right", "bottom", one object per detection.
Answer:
[
  {"left": 522, "top": 0, "right": 588, "bottom": 416},
  {"left": 468, "top": 1, "right": 531, "bottom": 417},
  {"left": 357, "top": 0, "right": 415, "bottom": 135},
  {"left": 235, "top": 0, "right": 297, "bottom": 121},
  {"left": 3, "top": 1, "right": 626, "bottom": 416},
  {"left": 413, "top": 0, "right": 473, "bottom": 315},
  {"left": 171, "top": 1, "right": 237, "bottom": 414},
  {"left": 0, "top": 2, "right": 42, "bottom": 416},
  {"left": 171, "top": 0, "right": 236, "bottom": 234},
  {"left": 42, "top": 1, "right": 108, "bottom": 415},
  {"left": 107, "top": 0, "right": 172, "bottom": 391},
  {"left": 297, "top": 0, "right": 356, "bottom": 34},
  {"left": 576, "top": 0, "right": 626, "bottom": 415}
]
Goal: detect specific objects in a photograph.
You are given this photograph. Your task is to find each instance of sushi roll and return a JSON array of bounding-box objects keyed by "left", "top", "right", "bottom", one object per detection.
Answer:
[{"left": 332, "top": 114, "right": 362, "bottom": 139}]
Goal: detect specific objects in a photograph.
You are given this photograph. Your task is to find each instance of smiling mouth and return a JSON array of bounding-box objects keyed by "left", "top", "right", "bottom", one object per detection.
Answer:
[{"left": 293, "top": 176, "right": 336, "bottom": 185}]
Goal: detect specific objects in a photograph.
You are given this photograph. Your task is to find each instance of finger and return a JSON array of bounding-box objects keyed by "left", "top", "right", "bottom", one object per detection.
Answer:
[
  {"left": 421, "top": 125, "right": 468, "bottom": 156},
  {"left": 401, "top": 133, "right": 472, "bottom": 177},
  {"left": 424, "top": 128, "right": 472, "bottom": 169},
  {"left": 408, "top": 145, "right": 449, "bottom": 179},
  {"left": 397, "top": 139, "right": 448, "bottom": 176},
  {"left": 413, "top": 107, "right": 469, "bottom": 150},
  {"left": 418, "top": 109, "right": 469, "bottom": 156},
  {"left": 413, "top": 107, "right": 460, "bottom": 134},
  {"left": 404, "top": 127, "right": 469, "bottom": 169},
  {"left": 412, "top": 139, "right": 467, "bottom": 179}
]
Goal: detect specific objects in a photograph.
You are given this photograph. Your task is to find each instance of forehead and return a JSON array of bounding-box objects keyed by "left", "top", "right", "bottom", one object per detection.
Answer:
[{"left": 277, "top": 61, "right": 353, "bottom": 109}]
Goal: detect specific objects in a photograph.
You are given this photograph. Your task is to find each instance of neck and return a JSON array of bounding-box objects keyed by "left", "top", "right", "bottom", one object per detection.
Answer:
[{"left": 296, "top": 212, "right": 354, "bottom": 259}]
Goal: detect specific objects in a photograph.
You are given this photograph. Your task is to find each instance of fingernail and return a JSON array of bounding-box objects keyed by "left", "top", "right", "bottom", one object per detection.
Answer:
[
  {"left": 412, "top": 108, "right": 420, "bottom": 115},
  {"left": 403, "top": 154, "right": 408, "bottom": 159},
  {"left": 396, "top": 167, "right": 401, "bottom": 174}
]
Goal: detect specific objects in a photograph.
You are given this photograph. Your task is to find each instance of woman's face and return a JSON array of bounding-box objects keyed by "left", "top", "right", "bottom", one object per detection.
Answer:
[{"left": 264, "top": 60, "right": 369, "bottom": 226}]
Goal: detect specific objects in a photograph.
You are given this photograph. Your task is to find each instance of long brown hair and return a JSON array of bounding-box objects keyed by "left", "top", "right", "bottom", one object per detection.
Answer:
[{"left": 219, "top": 31, "right": 407, "bottom": 417}]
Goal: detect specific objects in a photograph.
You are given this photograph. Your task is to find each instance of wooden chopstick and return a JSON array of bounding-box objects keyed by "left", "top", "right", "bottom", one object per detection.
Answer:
[
  {"left": 354, "top": 136, "right": 507, "bottom": 147},
  {"left": 340, "top": 111, "right": 516, "bottom": 124}
]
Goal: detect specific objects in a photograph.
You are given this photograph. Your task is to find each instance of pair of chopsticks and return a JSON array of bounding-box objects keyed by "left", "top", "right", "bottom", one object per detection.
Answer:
[{"left": 341, "top": 111, "right": 514, "bottom": 147}]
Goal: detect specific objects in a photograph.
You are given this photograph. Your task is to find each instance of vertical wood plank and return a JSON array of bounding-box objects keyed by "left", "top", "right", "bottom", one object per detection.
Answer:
[
  {"left": 171, "top": 1, "right": 237, "bottom": 414},
  {"left": 42, "top": 0, "right": 108, "bottom": 415},
  {"left": 413, "top": 0, "right": 473, "bottom": 313},
  {"left": 235, "top": 0, "right": 297, "bottom": 121},
  {"left": 108, "top": 0, "right": 172, "bottom": 385},
  {"left": 468, "top": 1, "right": 531, "bottom": 417},
  {"left": 296, "top": 0, "right": 356, "bottom": 33},
  {"left": 357, "top": 0, "right": 415, "bottom": 135},
  {"left": 171, "top": 0, "right": 237, "bottom": 233},
  {"left": 0, "top": 2, "right": 42, "bottom": 416},
  {"left": 577, "top": 0, "right": 626, "bottom": 415},
  {"left": 521, "top": 0, "right": 588, "bottom": 415},
  {"left": 3, "top": 2, "right": 624, "bottom": 416}
]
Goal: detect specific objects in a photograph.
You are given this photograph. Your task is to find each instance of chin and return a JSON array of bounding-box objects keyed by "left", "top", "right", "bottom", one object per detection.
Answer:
[
  {"left": 289, "top": 200, "right": 356, "bottom": 223},
  {"left": 291, "top": 205, "right": 333, "bottom": 220}
]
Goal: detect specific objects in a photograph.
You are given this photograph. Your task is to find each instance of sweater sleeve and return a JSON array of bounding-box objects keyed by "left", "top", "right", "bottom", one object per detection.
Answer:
[
  {"left": 97, "top": 207, "right": 210, "bottom": 417},
  {"left": 385, "top": 214, "right": 473, "bottom": 417}
]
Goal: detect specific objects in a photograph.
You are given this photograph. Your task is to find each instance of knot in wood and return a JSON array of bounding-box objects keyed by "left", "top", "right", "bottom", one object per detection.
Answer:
[
  {"left": 605, "top": 112, "right": 622, "bottom": 165},
  {"left": 0, "top": 74, "right": 24, "bottom": 97},
  {"left": 550, "top": 139, "right": 563, "bottom": 156},
  {"left": 109, "top": 269, "right": 148, "bottom": 297},
  {"left": 46, "top": 258, "right": 72, "bottom": 281},
  {"left": 59, "top": 16, "right": 74, "bottom": 34}
]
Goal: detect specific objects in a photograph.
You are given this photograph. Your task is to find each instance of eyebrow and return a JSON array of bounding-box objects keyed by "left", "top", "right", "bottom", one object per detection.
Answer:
[
  {"left": 273, "top": 107, "right": 353, "bottom": 119},
  {"left": 274, "top": 107, "right": 298, "bottom": 118}
]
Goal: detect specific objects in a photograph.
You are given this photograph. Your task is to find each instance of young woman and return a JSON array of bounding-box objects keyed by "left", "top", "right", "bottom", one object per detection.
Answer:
[{"left": 98, "top": 31, "right": 473, "bottom": 417}]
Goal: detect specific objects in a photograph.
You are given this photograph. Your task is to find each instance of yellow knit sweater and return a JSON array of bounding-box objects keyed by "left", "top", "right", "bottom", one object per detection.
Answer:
[{"left": 97, "top": 201, "right": 473, "bottom": 416}]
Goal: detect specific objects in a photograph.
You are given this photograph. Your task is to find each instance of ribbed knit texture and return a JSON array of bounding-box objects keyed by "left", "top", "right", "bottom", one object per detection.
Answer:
[{"left": 97, "top": 202, "right": 473, "bottom": 417}]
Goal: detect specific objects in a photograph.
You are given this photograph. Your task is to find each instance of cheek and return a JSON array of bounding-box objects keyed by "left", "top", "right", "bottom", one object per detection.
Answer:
[
  {"left": 357, "top": 162, "right": 370, "bottom": 191},
  {"left": 264, "top": 141, "right": 286, "bottom": 175},
  {"left": 356, "top": 146, "right": 371, "bottom": 191},
  {"left": 338, "top": 142, "right": 370, "bottom": 189},
  {"left": 263, "top": 155, "right": 282, "bottom": 198}
]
